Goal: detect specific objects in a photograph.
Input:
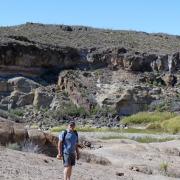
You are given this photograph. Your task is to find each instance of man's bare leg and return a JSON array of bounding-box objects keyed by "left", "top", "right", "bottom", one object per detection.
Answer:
[
  {"left": 69, "top": 166, "right": 72, "bottom": 177},
  {"left": 64, "top": 166, "right": 72, "bottom": 180},
  {"left": 64, "top": 167, "right": 68, "bottom": 180}
]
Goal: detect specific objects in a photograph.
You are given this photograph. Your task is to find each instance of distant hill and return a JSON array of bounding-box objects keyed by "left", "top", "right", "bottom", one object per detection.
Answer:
[{"left": 0, "top": 22, "right": 180, "bottom": 54}]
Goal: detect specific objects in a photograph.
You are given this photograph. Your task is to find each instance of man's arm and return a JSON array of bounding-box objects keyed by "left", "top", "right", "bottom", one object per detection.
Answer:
[
  {"left": 76, "top": 144, "right": 80, "bottom": 160},
  {"left": 57, "top": 140, "right": 63, "bottom": 158},
  {"left": 57, "top": 131, "right": 65, "bottom": 158}
]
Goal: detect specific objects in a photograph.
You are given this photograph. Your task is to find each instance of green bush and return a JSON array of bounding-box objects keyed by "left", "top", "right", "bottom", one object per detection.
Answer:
[
  {"left": 161, "top": 116, "right": 180, "bottom": 134},
  {"left": 9, "top": 109, "right": 24, "bottom": 117},
  {"left": 90, "top": 105, "right": 116, "bottom": 116},
  {"left": 122, "top": 112, "right": 176, "bottom": 125},
  {"left": 146, "top": 115, "right": 180, "bottom": 134},
  {"left": 160, "top": 162, "right": 168, "bottom": 174}
]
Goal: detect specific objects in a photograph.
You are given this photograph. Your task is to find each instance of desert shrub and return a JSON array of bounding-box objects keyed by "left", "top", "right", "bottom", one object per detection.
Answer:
[
  {"left": 8, "top": 108, "right": 24, "bottom": 117},
  {"left": 90, "top": 105, "right": 116, "bottom": 116},
  {"left": 90, "top": 105, "right": 102, "bottom": 115},
  {"left": 160, "top": 162, "right": 168, "bottom": 175},
  {"left": 6, "top": 143, "right": 21, "bottom": 151},
  {"left": 122, "top": 112, "right": 176, "bottom": 125},
  {"left": 146, "top": 115, "right": 180, "bottom": 134},
  {"left": 161, "top": 116, "right": 180, "bottom": 134},
  {"left": 8, "top": 109, "right": 22, "bottom": 122},
  {"left": 51, "top": 125, "right": 66, "bottom": 132}
]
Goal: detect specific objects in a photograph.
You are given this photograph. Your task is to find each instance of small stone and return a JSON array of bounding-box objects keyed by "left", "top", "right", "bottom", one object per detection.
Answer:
[
  {"left": 116, "top": 172, "right": 124, "bottom": 176},
  {"left": 44, "top": 159, "right": 48, "bottom": 163}
]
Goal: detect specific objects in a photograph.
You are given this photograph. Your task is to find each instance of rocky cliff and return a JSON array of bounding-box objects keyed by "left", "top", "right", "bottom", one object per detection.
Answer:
[{"left": 0, "top": 23, "right": 180, "bottom": 128}]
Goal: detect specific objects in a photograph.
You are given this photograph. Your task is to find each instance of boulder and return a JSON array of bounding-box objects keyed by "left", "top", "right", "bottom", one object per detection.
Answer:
[
  {"left": 129, "top": 164, "right": 152, "bottom": 175},
  {"left": 8, "top": 90, "right": 25, "bottom": 109},
  {"left": 162, "top": 74, "right": 177, "bottom": 86},
  {"left": 44, "top": 132, "right": 58, "bottom": 147},
  {"left": 0, "top": 118, "right": 27, "bottom": 145},
  {"left": 0, "top": 80, "right": 13, "bottom": 93},
  {"left": 16, "top": 92, "right": 34, "bottom": 107},
  {"left": 0, "top": 119, "right": 14, "bottom": 145},
  {"left": 0, "top": 118, "right": 59, "bottom": 156},
  {"left": 2, "top": 90, "right": 34, "bottom": 109},
  {"left": 116, "top": 87, "right": 153, "bottom": 115},
  {"left": 27, "top": 129, "right": 46, "bottom": 146},
  {"left": 43, "top": 132, "right": 59, "bottom": 156},
  {"left": 8, "top": 77, "right": 40, "bottom": 93},
  {"left": 13, "top": 123, "right": 28, "bottom": 143},
  {"left": 33, "top": 89, "right": 53, "bottom": 108}
]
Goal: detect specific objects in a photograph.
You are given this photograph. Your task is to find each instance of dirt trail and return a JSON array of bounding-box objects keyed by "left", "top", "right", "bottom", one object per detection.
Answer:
[
  {"left": 1, "top": 139, "right": 180, "bottom": 180},
  {"left": 0, "top": 146, "right": 127, "bottom": 180}
]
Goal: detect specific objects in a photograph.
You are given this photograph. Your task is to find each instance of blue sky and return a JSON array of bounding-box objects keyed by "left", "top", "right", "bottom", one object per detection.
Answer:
[{"left": 0, "top": 0, "right": 179, "bottom": 35}]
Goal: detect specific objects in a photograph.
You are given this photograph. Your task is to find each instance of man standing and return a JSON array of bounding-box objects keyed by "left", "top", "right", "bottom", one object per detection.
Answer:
[{"left": 57, "top": 121, "right": 80, "bottom": 180}]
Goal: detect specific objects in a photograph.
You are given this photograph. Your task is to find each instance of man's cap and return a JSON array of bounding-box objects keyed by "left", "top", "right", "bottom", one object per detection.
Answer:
[{"left": 69, "top": 121, "right": 76, "bottom": 126}]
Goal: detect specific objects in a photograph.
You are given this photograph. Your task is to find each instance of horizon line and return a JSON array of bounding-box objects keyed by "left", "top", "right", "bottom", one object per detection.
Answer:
[{"left": 0, "top": 21, "right": 179, "bottom": 37}]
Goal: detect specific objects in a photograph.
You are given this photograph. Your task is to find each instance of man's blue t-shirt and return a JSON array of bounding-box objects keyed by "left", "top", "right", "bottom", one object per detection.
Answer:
[{"left": 59, "top": 130, "right": 78, "bottom": 154}]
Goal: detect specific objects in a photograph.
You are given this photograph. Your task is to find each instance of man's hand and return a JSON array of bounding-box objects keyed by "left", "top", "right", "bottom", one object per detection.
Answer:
[
  {"left": 57, "top": 140, "right": 63, "bottom": 160},
  {"left": 56, "top": 154, "right": 62, "bottom": 160}
]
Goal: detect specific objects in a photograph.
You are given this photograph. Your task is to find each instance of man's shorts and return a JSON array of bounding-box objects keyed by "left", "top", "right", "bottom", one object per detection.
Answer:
[{"left": 63, "top": 153, "right": 76, "bottom": 167}]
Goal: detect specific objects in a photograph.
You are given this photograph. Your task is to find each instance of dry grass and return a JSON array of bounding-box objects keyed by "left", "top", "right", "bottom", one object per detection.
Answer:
[
  {"left": 122, "top": 112, "right": 180, "bottom": 134},
  {"left": 161, "top": 116, "right": 180, "bottom": 134},
  {"left": 122, "top": 112, "right": 176, "bottom": 125}
]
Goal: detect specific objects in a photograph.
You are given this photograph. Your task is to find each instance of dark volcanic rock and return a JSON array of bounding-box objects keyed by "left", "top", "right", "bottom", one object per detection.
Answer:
[{"left": 0, "top": 37, "right": 180, "bottom": 79}]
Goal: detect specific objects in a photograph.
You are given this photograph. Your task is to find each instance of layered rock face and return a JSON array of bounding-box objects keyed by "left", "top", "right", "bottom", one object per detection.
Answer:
[
  {"left": 0, "top": 41, "right": 81, "bottom": 77},
  {"left": 0, "top": 23, "right": 180, "bottom": 125},
  {"left": 105, "top": 48, "right": 180, "bottom": 73},
  {"left": 0, "top": 36, "right": 180, "bottom": 79}
]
